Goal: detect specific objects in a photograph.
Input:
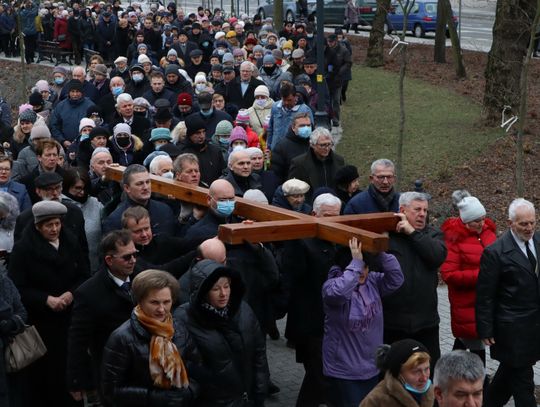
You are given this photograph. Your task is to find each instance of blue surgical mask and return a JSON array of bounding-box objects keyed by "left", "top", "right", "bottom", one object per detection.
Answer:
[
  {"left": 80, "top": 134, "right": 89, "bottom": 142},
  {"left": 200, "top": 108, "right": 213, "bottom": 117},
  {"left": 403, "top": 379, "right": 431, "bottom": 395},
  {"left": 297, "top": 126, "right": 311, "bottom": 139},
  {"left": 217, "top": 48, "right": 225, "bottom": 55},
  {"left": 112, "top": 86, "right": 123, "bottom": 96},
  {"left": 54, "top": 77, "right": 65, "bottom": 85},
  {"left": 216, "top": 199, "right": 235, "bottom": 216},
  {"left": 196, "top": 83, "right": 206, "bottom": 92},
  {"left": 132, "top": 73, "right": 144, "bottom": 82},
  {"left": 218, "top": 136, "right": 229, "bottom": 145}
]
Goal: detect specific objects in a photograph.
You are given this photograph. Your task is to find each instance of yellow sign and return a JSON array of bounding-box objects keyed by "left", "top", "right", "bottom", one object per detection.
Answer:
[{"left": 317, "top": 74, "right": 323, "bottom": 83}]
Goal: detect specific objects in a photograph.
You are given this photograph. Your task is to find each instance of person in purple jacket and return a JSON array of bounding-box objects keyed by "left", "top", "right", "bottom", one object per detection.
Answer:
[{"left": 322, "top": 237, "right": 404, "bottom": 407}]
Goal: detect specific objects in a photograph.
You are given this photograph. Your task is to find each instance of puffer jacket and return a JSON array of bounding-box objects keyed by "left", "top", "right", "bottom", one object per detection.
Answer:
[
  {"left": 441, "top": 217, "right": 496, "bottom": 339},
  {"left": 360, "top": 372, "right": 434, "bottom": 407},
  {"left": 173, "top": 260, "right": 269, "bottom": 407},
  {"left": 101, "top": 311, "right": 201, "bottom": 407}
]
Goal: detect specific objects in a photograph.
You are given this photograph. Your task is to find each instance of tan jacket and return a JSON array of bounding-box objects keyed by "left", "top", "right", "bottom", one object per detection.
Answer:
[{"left": 360, "top": 372, "right": 434, "bottom": 407}]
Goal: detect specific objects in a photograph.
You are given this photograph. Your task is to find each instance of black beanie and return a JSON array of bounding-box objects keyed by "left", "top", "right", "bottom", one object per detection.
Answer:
[
  {"left": 89, "top": 126, "right": 111, "bottom": 140},
  {"left": 28, "top": 91, "right": 44, "bottom": 106},
  {"left": 378, "top": 339, "right": 429, "bottom": 378},
  {"left": 335, "top": 165, "right": 359, "bottom": 187}
]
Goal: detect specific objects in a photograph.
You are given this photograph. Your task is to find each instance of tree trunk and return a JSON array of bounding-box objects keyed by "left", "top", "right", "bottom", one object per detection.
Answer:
[
  {"left": 444, "top": 0, "right": 466, "bottom": 78},
  {"left": 483, "top": 0, "right": 537, "bottom": 124},
  {"left": 274, "top": 0, "right": 283, "bottom": 32},
  {"left": 366, "top": 0, "right": 392, "bottom": 67},
  {"left": 434, "top": 0, "right": 447, "bottom": 63}
]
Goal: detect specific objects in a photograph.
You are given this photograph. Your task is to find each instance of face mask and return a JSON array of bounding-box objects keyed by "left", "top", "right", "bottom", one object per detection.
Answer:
[
  {"left": 162, "top": 171, "right": 174, "bottom": 179},
  {"left": 134, "top": 111, "right": 146, "bottom": 117},
  {"left": 263, "top": 66, "right": 274, "bottom": 75},
  {"left": 80, "top": 134, "right": 89, "bottom": 142},
  {"left": 260, "top": 39, "right": 267, "bottom": 45},
  {"left": 217, "top": 48, "right": 225, "bottom": 55},
  {"left": 200, "top": 108, "right": 213, "bottom": 117},
  {"left": 93, "top": 117, "right": 104, "bottom": 126},
  {"left": 112, "top": 86, "right": 124, "bottom": 96},
  {"left": 297, "top": 126, "right": 311, "bottom": 139},
  {"left": 307, "top": 33, "right": 314, "bottom": 38},
  {"left": 118, "top": 66, "right": 127, "bottom": 73},
  {"left": 403, "top": 379, "right": 431, "bottom": 395},
  {"left": 283, "top": 50, "right": 291, "bottom": 57},
  {"left": 132, "top": 73, "right": 144, "bottom": 82},
  {"left": 255, "top": 99, "right": 266, "bottom": 107},
  {"left": 54, "top": 77, "right": 65, "bottom": 85},
  {"left": 116, "top": 136, "right": 131, "bottom": 148},
  {"left": 216, "top": 199, "right": 235, "bottom": 217},
  {"left": 195, "top": 83, "right": 206, "bottom": 92},
  {"left": 218, "top": 136, "right": 229, "bottom": 145}
]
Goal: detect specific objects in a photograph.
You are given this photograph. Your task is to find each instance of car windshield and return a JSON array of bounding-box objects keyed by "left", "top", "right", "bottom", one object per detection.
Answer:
[{"left": 425, "top": 3, "right": 437, "bottom": 14}]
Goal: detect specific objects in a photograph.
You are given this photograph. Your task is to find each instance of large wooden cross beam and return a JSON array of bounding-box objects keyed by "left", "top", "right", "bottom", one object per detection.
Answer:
[{"left": 105, "top": 166, "right": 399, "bottom": 253}]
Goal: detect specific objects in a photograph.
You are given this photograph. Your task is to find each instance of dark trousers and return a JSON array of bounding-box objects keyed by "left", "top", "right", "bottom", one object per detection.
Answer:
[
  {"left": 327, "top": 376, "right": 378, "bottom": 407},
  {"left": 484, "top": 363, "right": 536, "bottom": 407},
  {"left": 295, "top": 336, "right": 332, "bottom": 407},
  {"left": 23, "top": 33, "right": 37, "bottom": 63},
  {"left": 329, "top": 85, "right": 342, "bottom": 124},
  {"left": 384, "top": 325, "right": 441, "bottom": 376}
]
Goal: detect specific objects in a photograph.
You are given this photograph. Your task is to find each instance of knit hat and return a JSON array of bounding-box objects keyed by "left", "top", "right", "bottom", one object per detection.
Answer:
[
  {"left": 215, "top": 120, "right": 233, "bottom": 136},
  {"left": 67, "top": 79, "right": 83, "bottom": 92},
  {"left": 30, "top": 124, "right": 52, "bottom": 140},
  {"left": 243, "top": 189, "right": 268, "bottom": 204},
  {"left": 194, "top": 72, "right": 207, "bottom": 84},
  {"left": 378, "top": 339, "right": 429, "bottom": 378},
  {"left": 19, "top": 108, "right": 37, "bottom": 124},
  {"left": 137, "top": 43, "right": 148, "bottom": 51},
  {"left": 52, "top": 66, "right": 68, "bottom": 76},
  {"left": 292, "top": 48, "right": 304, "bottom": 59},
  {"left": 154, "top": 107, "right": 173, "bottom": 122},
  {"left": 138, "top": 54, "right": 151, "bottom": 64},
  {"left": 282, "top": 178, "right": 310, "bottom": 196},
  {"left": 244, "top": 37, "right": 257, "bottom": 46},
  {"left": 32, "top": 201, "right": 67, "bottom": 224},
  {"left": 29, "top": 92, "right": 44, "bottom": 106},
  {"left": 222, "top": 52, "right": 234, "bottom": 64},
  {"left": 130, "top": 64, "right": 145, "bottom": 73},
  {"left": 185, "top": 115, "right": 206, "bottom": 137},
  {"left": 93, "top": 64, "right": 108, "bottom": 76},
  {"left": 177, "top": 93, "right": 192, "bottom": 106},
  {"left": 282, "top": 40, "right": 293, "bottom": 51},
  {"left": 294, "top": 73, "right": 311, "bottom": 86},
  {"left": 457, "top": 196, "right": 486, "bottom": 223},
  {"left": 89, "top": 126, "right": 111, "bottom": 140},
  {"left": 272, "top": 49, "right": 283, "bottom": 60},
  {"left": 226, "top": 30, "right": 236, "bottom": 38},
  {"left": 211, "top": 64, "right": 223, "bottom": 72},
  {"left": 214, "top": 31, "right": 226, "bottom": 40},
  {"left": 254, "top": 85, "right": 270, "bottom": 98},
  {"left": 235, "top": 109, "right": 250, "bottom": 124},
  {"left": 167, "top": 48, "right": 177, "bottom": 57},
  {"left": 35, "top": 80, "right": 50, "bottom": 92},
  {"left": 229, "top": 126, "right": 247, "bottom": 145},
  {"left": 79, "top": 118, "right": 96, "bottom": 132},
  {"left": 253, "top": 45, "right": 264, "bottom": 54},
  {"left": 334, "top": 165, "right": 359, "bottom": 187},
  {"left": 150, "top": 127, "right": 172, "bottom": 142},
  {"left": 232, "top": 48, "right": 244, "bottom": 57},
  {"left": 198, "top": 92, "right": 213, "bottom": 110},
  {"left": 262, "top": 54, "right": 275, "bottom": 65},
  {"left": 34, "top": 172, "right": 63, "bottom": 189},
  {"left": 113, "top": 123, "right": 131, "bottom": 136},
  {"left": 143, "top": 150, "right": 169, "bottom": 167}
]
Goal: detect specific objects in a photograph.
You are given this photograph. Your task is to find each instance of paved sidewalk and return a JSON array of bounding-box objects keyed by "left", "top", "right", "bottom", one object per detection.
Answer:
[{"left": 264, "top": 284, "right": 538, "bottom": 406}]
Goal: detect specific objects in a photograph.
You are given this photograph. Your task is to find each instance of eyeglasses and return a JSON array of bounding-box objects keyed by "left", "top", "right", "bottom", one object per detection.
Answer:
[
  {"left": 112, "top": 250, "right": 139, "bottom": 261},
  {"left": 373, "top": 175, "right": 395, "bottom": 181},
  {"left": 316, "top": 142, "right": 334, "bottom": 149},
  {"left": 0, "top": 167, "right": 10, "bottom": 173}
]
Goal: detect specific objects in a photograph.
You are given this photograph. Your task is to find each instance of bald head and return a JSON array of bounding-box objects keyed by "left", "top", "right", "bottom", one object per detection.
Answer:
[
  {"left": 198, "top": 238, "right": 226, "bottom": 264},
  {"left": 208, "top": 179, "right": 236, "bottom": 212},
  {"left": 228, "top": 150, "right": 252, "bottom": 178}
]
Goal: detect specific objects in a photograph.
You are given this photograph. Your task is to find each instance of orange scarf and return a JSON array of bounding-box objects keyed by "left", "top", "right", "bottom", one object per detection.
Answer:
[{"left": 134, "top": 305, "right": 190, "bottom": 389}]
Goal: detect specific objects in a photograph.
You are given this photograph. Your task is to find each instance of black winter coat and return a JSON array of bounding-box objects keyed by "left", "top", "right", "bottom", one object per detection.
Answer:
[
  {"left": 225, "top": 77, "right": 265, "bottom": 110},
  {"left": 179, "top": 140, "right": 225, "bottom": 186},
  {"left": 270, "top": 129, "right": 310, "bottom": 183},
  {"left": 221, "top": 171, "right": 262, "bottom": 197},
  {"left": 173, "top": 260, "right": 269, "bottom": 407},
  {"left": 101, "top": 311, "right": 200, "bottom": 406},
  {"left": 476, "top": 231, "right": 540, "bottom": 366},
  {"left": 384, "top": 227, "right": 447, "bottom": 333}
]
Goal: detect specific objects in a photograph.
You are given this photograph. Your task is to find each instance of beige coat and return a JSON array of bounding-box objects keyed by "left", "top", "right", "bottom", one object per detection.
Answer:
[
  {"left": 247, "top": 98, "right": 273, "bottom": 136},
  {"left": 360, "top": 373, "right": 434, "bottom": 407}
]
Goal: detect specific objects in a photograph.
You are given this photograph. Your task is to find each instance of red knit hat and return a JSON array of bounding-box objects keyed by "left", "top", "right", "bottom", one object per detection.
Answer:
[{"left": 177, "top": 93, "right": 193, "bottom": 106}]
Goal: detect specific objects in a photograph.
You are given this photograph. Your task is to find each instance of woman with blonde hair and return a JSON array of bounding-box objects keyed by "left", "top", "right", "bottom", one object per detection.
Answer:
[
  {"left": 102, "top": 269, "right": 200, "bottom": 406},
  {"left": 361, "top": 339, "right": 434, "bottom": 407}
]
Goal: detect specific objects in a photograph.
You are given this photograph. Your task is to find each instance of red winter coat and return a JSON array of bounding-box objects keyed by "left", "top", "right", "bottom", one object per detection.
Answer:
[
  {"left": 54, "top": 17, "right": 71, "bottom": 50},
  {"left": 440, "top": 217, "right": 497, "bottom": 338}
]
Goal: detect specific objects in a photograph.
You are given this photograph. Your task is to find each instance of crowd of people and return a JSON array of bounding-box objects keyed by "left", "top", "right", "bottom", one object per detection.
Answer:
[{"left": 0, "top": 1, "right": 537, "bottom": 407}]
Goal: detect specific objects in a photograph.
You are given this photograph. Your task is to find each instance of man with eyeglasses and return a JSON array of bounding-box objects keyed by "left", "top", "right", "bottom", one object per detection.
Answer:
[
  {"left": 288, "top": 127, "right": 345, "bottom": 196},
  {"left": 225, "top": 61, "right": 265, "bottom": 110},
  {"left": 344, "top": 158, "right": 401, "bottom": 215},
  {"left": 66, "top": 230, "right": 142, "bottom": 405}
]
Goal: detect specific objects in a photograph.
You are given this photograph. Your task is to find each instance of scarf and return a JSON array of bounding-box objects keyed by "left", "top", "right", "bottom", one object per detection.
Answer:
[
  {"left": 200, "top": 301, "right": 229, "bottom": 319},
  {"left": 368, "top": 184, "right": 396, "bottom": 212},
  {"left": 348, "top": 281, "right": 381, "bottom": 332},
  {"left": 134, "top": 305, "right": 189, "bottom": 389}
]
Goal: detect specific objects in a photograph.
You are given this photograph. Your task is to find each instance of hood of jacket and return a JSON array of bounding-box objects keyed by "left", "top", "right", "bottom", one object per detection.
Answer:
[{"left": 441, "top": 216, "right": 496, "bottom": 243}]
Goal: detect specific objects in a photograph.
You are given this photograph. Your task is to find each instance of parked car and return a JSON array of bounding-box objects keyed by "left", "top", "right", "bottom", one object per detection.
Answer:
[
  {"left": 386, "top": 0, "right": 458, "bottom": 38},
  {"left": 257, "top": 0, "right": 303, "bottom": 21},
  {"left": 307, "top": 0, "right": 378, "bottom": 26}
]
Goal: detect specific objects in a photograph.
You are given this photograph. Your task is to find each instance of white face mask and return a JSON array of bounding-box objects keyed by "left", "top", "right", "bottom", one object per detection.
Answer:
[
  {"left": 162, "top": 171, "right": 174, "bottom": 179},
  {"left": 195, "top": 83, "right": 206, "bottom": 91},
  {"left": 255, "top": 98, "right": 266, "bottom": 107}
]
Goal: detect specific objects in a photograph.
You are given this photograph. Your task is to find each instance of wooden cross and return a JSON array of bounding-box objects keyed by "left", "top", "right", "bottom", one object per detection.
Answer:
[{"left": 105, "top": 166, "right": 399, "bottom": 253}]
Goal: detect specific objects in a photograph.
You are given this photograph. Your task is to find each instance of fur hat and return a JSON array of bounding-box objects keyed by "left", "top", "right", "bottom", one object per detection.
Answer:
[{"left": 334, "top": 165, "right": 359, "bottom": 187}]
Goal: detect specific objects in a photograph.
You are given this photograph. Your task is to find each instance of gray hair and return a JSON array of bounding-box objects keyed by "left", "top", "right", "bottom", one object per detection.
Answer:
[
  {"left": 173, "top": 153, "right": 199, "bottom": 174},
  {"left": 122, "top": 164, "right": 148, "bottom": 185},
  {"left": 309, "top": 127, "right": 333, "bottom": 146},
  {"left": 0, "top": 191, "right": 20, "bottom": 231},
  {"left": 228, "top": 148, "right": 250, "bottom": 167},
  {"left": 116, "top": 93, "right": 134, "bottom": 108},
  {"left": 245, "top": 147, "right": 263, "bottom": 158},
  {"left": 399, "top": 191, "right": 429, "bottom": 207},
  {"left": 149, "top": 155, "right": 172, "bottom": 175},
  {"left": 433, "top": 350, "right": 485, "bottom": 393},
  {"left": 90, "top": 147, "right": 112, "bottom": 162},
  {"left": 313, "top": 193, "right": 341, "bottom": 215},
  {"left": 370, "top": 158, "right": 395, "bottom": 175},
  {"left": 508, "top": 198, "right": 535, "bottom": 221}
]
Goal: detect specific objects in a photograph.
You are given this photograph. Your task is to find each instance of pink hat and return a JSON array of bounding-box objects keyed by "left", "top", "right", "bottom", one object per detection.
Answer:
[
  {"left": 235, "top": 109, "right": 250, "bottom": 124},
  {"left": 229, "top": 126, "right": 247, "bottom": 145}
]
